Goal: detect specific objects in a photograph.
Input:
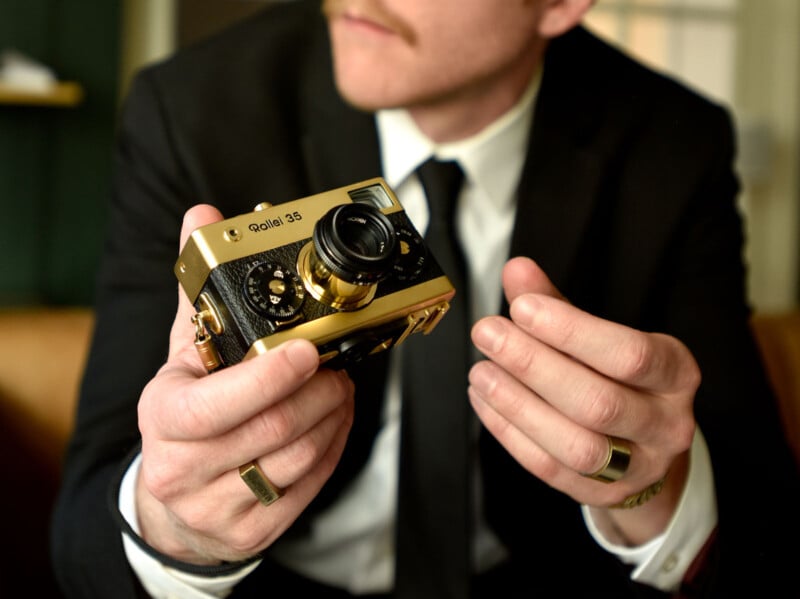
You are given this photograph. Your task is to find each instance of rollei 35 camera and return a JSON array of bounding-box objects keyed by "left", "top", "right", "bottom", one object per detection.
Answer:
[{"left": 175, "top": 178, "right": 455, "bottom": 371}]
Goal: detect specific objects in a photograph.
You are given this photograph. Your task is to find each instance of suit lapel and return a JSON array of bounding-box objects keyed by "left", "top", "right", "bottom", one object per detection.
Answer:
[
  {"left": 509, "top": 27, "right": 608, "bottom": 297},
  {"left": 297, "top": 19, "right": 383, "bottom": 193}
]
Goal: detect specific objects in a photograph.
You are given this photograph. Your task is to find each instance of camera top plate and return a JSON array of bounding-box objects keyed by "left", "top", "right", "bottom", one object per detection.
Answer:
[{"left": 175, "top": 177, "right": 403, "bottom": 302}]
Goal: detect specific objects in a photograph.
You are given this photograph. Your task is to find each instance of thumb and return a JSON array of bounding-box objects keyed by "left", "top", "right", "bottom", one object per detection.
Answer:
[
  {"left": 502, "top": 256, "right": 566, "bottom": 304},
  {"left": 170, "top": 204, "right": 226, "bottom": 363},
  {"left": 180, "top": 204, "right": 225, "bottom": 250}
]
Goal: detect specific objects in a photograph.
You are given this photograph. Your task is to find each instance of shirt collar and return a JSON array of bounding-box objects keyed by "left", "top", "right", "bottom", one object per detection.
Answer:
[{"left": 376, "top": 67, "right": 542, "bottom": 208}]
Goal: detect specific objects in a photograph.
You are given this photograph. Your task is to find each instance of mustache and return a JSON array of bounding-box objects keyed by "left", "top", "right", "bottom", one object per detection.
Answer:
[{"left": 321, "top": 0, "right": 417, "bottom": 44}]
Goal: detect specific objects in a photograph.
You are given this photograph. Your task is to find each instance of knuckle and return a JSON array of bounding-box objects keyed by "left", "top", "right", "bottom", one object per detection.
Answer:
[
  {"left": 287, "top": 434, "right": 325, "bottom": 473},
  {"left": 174, "top": 384, "right": 217, "bottom": 438},
  {"left": 140, "top": 459, "right": 179, "bottom": 503},
  {"left": 618, "top": 333, "right": 654, "bottom": 381},
  {"left": 580, "top": 383, "right": 621, "bottom": 429},
  {"left": 491, "top": 328, "right": 538, "bottom": 380},
  {"left": 671, "top": 418, "right": 696, "bottom": 452},
  {"left": 228, "top": 526, "right": 267, "bottom": 557},
  {"left": 485, "top": 373, "right": 526, "bottom": 419},
  {"left": 279, "top": 406, "right": 349, "bottom": 478},
  {"left": 256, "top": 404, "right": 295, "bottom": 445},
  {"left": 510, "top": 343, "right": 536, "bottom": 375},
  {"left": 570, "top": 433, "right": 607, "bottom": 474},
  {"left": 504, "top": 390, "right": 528, "bottom": 421},
  {"left": 492, "top": 416, "right": 513, "bottom": 440},
  {"left": 180, "top": 505, "right": 215, "bottom": 535},
  {"left": 679, "top": 353, "right": 702, "bottom": 393},
  {"left": 531, "top": 450, "right": 561, "bottom": 481}
]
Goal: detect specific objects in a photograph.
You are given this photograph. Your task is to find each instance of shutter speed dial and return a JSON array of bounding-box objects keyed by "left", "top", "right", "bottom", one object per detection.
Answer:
[{"left": 243, "top": 262, "right": 305, "bottom": 320}]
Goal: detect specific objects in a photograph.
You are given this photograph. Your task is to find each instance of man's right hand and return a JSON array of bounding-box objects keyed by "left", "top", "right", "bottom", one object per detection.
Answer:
[{"left": 135, "top": 204, "right": 355, "bottom": 565}]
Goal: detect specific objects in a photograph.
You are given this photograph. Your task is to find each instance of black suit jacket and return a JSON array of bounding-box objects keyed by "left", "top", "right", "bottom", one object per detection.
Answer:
[{"left": 51, "top": 1, "right": 800, "bottom": 597}]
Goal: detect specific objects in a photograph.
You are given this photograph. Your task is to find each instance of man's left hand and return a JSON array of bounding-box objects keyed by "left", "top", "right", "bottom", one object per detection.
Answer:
[{"left": 469, "top": 256, "right": 700, "bottom": 544}]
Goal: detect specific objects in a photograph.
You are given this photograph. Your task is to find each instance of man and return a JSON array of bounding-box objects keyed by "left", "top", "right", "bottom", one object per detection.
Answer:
[{"left": 51, "top": 0, "right": 800, "bottom": 597}]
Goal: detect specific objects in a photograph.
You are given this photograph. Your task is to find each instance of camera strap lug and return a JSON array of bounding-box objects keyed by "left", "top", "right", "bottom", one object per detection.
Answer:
[
  {"left": 395, "top": 302, "right": 451, "bottom": 347},
  {"left": 192, "top": 311, "right": 222, "bottom": 373}
]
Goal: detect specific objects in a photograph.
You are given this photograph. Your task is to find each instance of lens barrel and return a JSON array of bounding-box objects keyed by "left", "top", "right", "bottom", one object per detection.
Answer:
[{"left": 312, "top": 203, "right": 397, "bottom": 285}]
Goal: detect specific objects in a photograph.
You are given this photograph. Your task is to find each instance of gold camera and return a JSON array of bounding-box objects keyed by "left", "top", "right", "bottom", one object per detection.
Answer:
[{"left": 175, "top": 178, "right": 454, "bottom": 370}]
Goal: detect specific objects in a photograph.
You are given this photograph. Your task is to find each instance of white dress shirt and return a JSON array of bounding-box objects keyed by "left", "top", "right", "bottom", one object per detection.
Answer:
[{"left": 120, "top": 68, "right": 717, "bottom": 598}]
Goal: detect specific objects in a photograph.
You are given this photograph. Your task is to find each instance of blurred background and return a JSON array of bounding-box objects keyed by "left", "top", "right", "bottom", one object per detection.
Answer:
[{"left": 0, "top": 0, "right": 797, "bottom": 596}]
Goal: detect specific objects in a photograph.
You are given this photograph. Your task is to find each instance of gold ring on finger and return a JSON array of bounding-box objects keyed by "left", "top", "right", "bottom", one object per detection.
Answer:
[
  {"left": 582, "top": 435, "right": 631, "bottom": 483},
  {"left": 239, "top": 461, "right": 284, "bottom": 506}
]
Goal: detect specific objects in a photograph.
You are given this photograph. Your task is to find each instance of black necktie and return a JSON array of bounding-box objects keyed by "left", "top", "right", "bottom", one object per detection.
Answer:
[{"left": 396, "top": 159, "right": 471, "bottom": 599}]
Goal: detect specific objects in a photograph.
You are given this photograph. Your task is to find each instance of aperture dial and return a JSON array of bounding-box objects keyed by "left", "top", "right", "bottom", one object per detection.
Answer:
[
  {"left": 243, "top": 261, "right": 305, "bottom": 320},
  {"left": 393, "top": 226, "right": 427, "bottom": 281}
]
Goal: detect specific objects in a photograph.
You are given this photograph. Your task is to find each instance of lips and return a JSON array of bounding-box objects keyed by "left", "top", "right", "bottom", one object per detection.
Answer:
[
  {"left": 341, "top": 12, "right": 394, "bottom": 35},
  {"left": 322, "top": 0, "right": 415, "bottom": 43}
]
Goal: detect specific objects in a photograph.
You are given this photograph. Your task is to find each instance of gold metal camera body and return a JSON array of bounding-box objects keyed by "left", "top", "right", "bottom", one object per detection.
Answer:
[{"left": 175, "top": 178, "right": 455, "bottom": 370}]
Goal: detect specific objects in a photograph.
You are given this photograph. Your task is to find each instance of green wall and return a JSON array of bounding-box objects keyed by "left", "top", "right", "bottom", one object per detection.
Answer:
[{"left": 0, "top": 0, "right": 121, "bottom": 306}]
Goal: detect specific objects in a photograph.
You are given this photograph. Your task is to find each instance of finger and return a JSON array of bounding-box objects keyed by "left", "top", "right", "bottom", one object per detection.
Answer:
[
  {"left": 146, "top": 367, "right": 353, "bottom": 494},
  {"left": 469, "top": 386, "right": 647, "bottom": 506},
  {"left": 251, "top": 393, "right": 354, "bottom": 490},
  {"left": 469, "top": 359, "right": 612, "bottom": 476},
  {"left": 197, "top": 396, "right": 353, "bottom": 515},
  {"left": 170, "top": 204, "right": 226, "bottom": 362},
  {"left": 471, "top": 314, "right": 658, "bottom": 441},
  {"left": 200, "top": 402, "right": 355, "bottom": 557},
  {"left": 146, "top": 338, "right": 322, "bottom": 440},
  {"left": 210, "top": 368, "right": 354, "bottom": 471},
  {"left": 503, "top": 256, "right": 566, "bottom": 304},
  {"left": 469, "top": 384, "right": 554, "bottom": 475},
  {"left": 468, "top": 384, "right": 580, "bottom": 491},
  {"left": 154, "top": 403, "right": 353, "bottom": 561},
  {"left": 180, "top": 204, "right": 224, "bottom": 250},
  {"left": 509, "top": 293, "right": 701, "bottom": 395}
]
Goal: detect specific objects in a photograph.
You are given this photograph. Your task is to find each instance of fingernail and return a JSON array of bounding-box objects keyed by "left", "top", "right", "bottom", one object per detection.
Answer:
[
  {"left": 510, "top": 295, "right": 536, "bottom": 327},
  {"left": 283, "top": 339, "right": 319, "bottom": 376},
  {"left": 472, "top": 318, "right": 505, "bottom": 354},
  {"left": 468, "top": 361, "right": 494, "bottom": 394}
]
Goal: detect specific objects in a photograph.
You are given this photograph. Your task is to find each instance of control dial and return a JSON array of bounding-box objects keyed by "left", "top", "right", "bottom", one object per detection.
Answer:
[
  {"left": 243, "top": 262, "right": 305, "bottom": 320},
  {"left": 392, "top": 226, "right": 427, "bottom": 281}
]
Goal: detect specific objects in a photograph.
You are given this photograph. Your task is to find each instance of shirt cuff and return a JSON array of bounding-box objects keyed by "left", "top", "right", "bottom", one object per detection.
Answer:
[
  {"left": 119, "top": 452, "right": 261, "bottom": 598},
  {"left": 581, "top": 427, "right": 718, "bottom": 592}
]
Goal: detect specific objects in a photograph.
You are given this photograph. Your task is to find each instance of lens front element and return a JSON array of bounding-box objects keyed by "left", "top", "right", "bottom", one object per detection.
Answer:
[{"left": 298, "top": 203, "right": 397, "bottom": 311}]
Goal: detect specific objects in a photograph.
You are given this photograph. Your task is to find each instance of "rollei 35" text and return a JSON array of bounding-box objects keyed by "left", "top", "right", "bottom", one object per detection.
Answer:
[{"left": 248, "top": 211, "right": 303, "bottom": 232}]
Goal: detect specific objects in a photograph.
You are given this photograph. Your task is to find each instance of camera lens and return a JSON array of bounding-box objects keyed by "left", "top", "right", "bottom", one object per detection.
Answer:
[{"left": 313, "top": 203, "right": 397, "bottom": 285}]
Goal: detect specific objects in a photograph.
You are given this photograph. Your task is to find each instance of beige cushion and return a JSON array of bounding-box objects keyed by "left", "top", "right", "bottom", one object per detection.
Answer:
[{"left": 0, "top": 307, "right": 93, "bottom": 467}]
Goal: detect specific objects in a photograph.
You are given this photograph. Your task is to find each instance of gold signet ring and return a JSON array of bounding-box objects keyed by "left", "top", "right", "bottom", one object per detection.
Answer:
[{"left": 239, "top": 461, "right": 284, "bottom": 506}]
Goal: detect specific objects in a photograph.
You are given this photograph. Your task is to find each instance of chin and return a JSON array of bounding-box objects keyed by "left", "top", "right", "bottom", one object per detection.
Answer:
[
  {"left": 329, "top": 36, "right": 422, "bottom": 111},
  {"left": 331, "top": 64, "right": 407, "bottom": 112},
  {"left": 335, "top": 81, "right": 399, "bottom": 112}
]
